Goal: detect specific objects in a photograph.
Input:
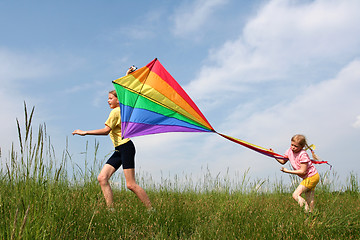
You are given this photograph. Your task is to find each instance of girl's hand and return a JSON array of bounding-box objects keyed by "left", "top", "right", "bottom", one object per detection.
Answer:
[
  {"left": 126, "top": 69, "right": 132, "bottom": 75},
  {"left": 126, "top": 66, "right": 137, "bottom": 75},
  {"left": 72, "top": 129, "right": 86, "bottom": 136},
  {"left": 280, "top": 167, "right": 287, "bottom": 173}
]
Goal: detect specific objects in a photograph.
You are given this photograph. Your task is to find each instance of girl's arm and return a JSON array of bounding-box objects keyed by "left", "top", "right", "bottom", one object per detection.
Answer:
[
  {"left": 275, "top": 157, "right": 287, "bottom": 165},
  {"left": 281, "top": 163, "right": 307, "bottom": 177},
  {"left": 72, "top": 125, "right": 111, "bottom": 136},
  {"left": 269, "top": 148, "right": 288, "bottom": 165}
]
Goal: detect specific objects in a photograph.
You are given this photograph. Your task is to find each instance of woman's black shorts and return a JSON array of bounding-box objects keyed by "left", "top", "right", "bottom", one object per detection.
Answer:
[{"left": 106, "top": 140, "right": 135, "bottom": 170}]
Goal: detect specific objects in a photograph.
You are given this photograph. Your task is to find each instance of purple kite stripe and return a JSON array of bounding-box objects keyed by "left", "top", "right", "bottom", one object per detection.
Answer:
[{"left": 122, "top": 122, "right": 212, "bottom": 139}]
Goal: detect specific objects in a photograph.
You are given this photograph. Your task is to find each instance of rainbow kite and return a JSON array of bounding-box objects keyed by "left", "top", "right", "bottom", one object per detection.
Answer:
[{"left": 113, "top": 58, "right": 329, "bottom": 165}]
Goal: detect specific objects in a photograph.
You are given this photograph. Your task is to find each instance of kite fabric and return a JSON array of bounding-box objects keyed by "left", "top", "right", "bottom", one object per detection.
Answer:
[
  {"left": 112, "top": 58, "right": 330, "bottom": 165},
  {"left": 112, "top": 58, "right": 214, "bottom": 138}
]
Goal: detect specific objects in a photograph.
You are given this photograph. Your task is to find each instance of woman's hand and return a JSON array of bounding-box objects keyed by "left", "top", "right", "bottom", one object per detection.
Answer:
[
  {"left": 72, "top": 129, "right": 87, "bottom": 136},
  {"left": 126, "top": 66, "right": 137, "bottom": 75},
  {"left": 72, "top": 126, "right": 111, "bottom": 136}
]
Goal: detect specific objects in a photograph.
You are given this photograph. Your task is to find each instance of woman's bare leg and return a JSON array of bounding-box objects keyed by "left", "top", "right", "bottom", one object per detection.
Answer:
[
  {"left": 123, "top": 168, "right": 152, "bottom": 209},
  {"left": 97, "top": 164, "right": 116, "bottom": 207}
]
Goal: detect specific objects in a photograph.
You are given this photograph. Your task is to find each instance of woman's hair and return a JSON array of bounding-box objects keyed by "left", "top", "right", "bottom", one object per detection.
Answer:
[
  {"left": 291, "top": 134, "right": 319, "bottom": 160},
  {"left": 109, "top": 90, "right": 117, "bottom": 98}
]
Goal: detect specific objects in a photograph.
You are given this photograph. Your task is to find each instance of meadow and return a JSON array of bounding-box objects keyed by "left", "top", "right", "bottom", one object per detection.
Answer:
[{"left": 1, "top": 105, "right": 359, "bottom": 239}]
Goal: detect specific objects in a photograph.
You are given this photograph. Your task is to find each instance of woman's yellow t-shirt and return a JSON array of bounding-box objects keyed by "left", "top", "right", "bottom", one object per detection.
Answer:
[{"left": 105, "top": 107, "right": 130, "bottom": 147}]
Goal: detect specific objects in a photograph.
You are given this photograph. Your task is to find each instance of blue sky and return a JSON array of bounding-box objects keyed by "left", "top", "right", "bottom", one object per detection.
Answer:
[{"left": 1, "top": 0, "right": 360, "bottom": 189}]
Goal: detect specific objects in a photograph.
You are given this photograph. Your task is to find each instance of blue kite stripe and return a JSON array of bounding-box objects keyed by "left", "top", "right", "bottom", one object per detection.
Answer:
[{"left": 120, "top": 104, "right": 212, "bottom": 132}]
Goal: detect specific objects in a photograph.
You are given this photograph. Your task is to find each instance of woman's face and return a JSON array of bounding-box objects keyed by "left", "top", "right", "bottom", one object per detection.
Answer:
[
  {"left": 108, "top": 93, "right": 119, "bottom": 109},
  {"left": 290, "top": 140, "right": 302, "bottom": 153}
]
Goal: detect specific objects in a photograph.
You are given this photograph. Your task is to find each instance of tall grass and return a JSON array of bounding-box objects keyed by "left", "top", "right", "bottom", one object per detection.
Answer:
[{"left": 0, "top": 104, "right": 359, "bottom": 239}]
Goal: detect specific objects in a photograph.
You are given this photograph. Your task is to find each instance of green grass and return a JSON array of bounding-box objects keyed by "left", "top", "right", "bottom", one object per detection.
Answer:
[
  {"left": 1, "top": 182, "right": 359, "bottom": 239},
  {"left": 0, "top": 103, "right": 359, "bottom": 239}
]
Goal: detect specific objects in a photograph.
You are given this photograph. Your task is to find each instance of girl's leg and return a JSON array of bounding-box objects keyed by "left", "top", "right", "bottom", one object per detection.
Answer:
[
  {"left": 292, "top": 184, "right": 309, "bottom": 211},
  {"left": 97, "top": 164, "right": 116, "bottom": 207},
  {"left": 123, "top": 168, "right": 152, "bottom": 209},
  {"left": 305, "top": 189, "right": 315, "bottom": 212}
]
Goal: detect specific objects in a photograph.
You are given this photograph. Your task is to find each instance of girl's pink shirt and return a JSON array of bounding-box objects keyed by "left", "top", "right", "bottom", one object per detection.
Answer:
[{"left": 285, "top": 148, "right": 318, "bottom": 179}]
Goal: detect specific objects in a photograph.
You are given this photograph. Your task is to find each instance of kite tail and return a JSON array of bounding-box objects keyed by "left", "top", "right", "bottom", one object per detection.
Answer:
[
  {"left": 305, "top": 143, "right": 332, "bottom": 169},
  {"left": 218, "top": 132, "right": 332, "bottom": 168},
  {"left": 311, "top": 160, "right": 332, "bottom": 170},
  {"left": 217, "top": 132, "right": 287, "bottom": 160}
]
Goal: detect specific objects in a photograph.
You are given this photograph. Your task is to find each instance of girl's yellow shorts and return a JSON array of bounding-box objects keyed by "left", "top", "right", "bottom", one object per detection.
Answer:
[{"left": 301, "top": 173, "right": 320, "bottom": 190}]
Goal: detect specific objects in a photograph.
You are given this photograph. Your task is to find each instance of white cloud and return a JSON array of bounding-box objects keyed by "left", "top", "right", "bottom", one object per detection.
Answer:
[
  {"left": 353, "top": 116, "right": 360, "bottom": 129},
  {"left": 187, "top": 0, "right": 360, "bottom": 100},
  {"left": 244, "top": 0, "right": 360, "bottom": 60},
  {"left": 171, "top": 0, "right": 229, "bottom": 37},
  {"left": 229, "top": 59, "right": 360, "bottom": 138},
  {"left": 0, "top": 48, "right": 54, "bottom": 86}
]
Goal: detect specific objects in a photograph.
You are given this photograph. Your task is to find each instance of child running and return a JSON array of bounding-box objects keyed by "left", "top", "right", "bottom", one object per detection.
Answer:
[
  {"left": 271, "top": 134, "right": 320, "bottom": 213},
  {"left": 72, "top": 67, "right": 152, "bottom": 210}
]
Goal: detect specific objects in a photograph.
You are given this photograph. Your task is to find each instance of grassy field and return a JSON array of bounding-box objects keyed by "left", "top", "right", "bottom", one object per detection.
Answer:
[{"left": 1, "top": 105, "right": 359, "bottom": 239}]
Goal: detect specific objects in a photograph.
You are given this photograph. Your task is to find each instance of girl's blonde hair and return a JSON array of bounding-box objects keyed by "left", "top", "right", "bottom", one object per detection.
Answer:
[
  {"left": 109, "top": 90, "right": 117, "bottom": 98},
  {"left": 291, "top": 134, "right": 307, "bottom": 148},
  {"left": 291, "top": 134, "right": 319, "bottom": 160}
]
